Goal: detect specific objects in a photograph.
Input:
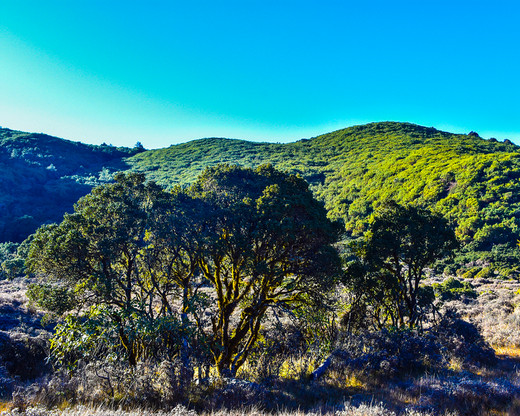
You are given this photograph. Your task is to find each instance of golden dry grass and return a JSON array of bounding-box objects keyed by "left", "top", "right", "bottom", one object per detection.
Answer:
[{"left": 493, "top": 345, "right": 520, "bottom": 358}]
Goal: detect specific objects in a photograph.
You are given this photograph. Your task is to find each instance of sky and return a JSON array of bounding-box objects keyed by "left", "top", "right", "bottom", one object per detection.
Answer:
[{"left": 0, "top": 1, "right": 519, "bottom": 148}]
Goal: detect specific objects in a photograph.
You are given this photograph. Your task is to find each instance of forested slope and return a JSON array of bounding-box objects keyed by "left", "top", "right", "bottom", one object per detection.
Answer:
[
  {"left": 128, "top": 122, "right": 520, "bottom": 274},
  {"left": 3, "top": 122, "right": 520, "bottom": 274},
  {"left": 0, "top": 128, "right": 140, "bottom": 242}
]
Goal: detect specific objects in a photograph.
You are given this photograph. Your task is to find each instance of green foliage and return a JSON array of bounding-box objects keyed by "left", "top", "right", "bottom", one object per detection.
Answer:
[
  {"left": 432, "top": 277, "right": 477, "bottom": 301},
  {"left": 26, "top": 283, "right": 76, "bottom": 316},
  {"left": 50, "top": 306, "right": 187, "bottom": 371},
  {"left": 0, "top": 258, "right": 24, "bottom": 280},
  {"left": 50, "top": 308, "right": 109, "bottom": 370},
  {"left": 0, "top": 242, "right": 28, "bottom": 279},
  {"left": 475, "top": 267, "right": 495, "bottom": 279},
  {"left": 28, "top": 166, "right": 341, "bottom": 377},
  {"left": 126, "top": 122, "right": 520, "bottom": 272},
  {"left": 461, "top": 267, "right": 480, "bottom": 279},
  {"left": 0, "top": 242, "right": 18, "bottom": 261},
  {"left": 344, "top": 202, "right": 458, "bottom": 329},
  {"left": 188, "top": 164, "right": 342, "bottom": 375},
  {"left": 6, "top": 121, "right": 520, "bottom": 270}
]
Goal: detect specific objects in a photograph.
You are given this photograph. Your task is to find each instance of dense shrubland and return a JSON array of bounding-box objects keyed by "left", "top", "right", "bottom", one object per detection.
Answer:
[
  {"left": 127, "top": 122, "right": 520, "bottom": 274},
  {"left": 3, "top": 122, "right": 520, "bottom": 274},
  {"left": 0, "top": 165, "right": 517, "bottom": 415},
  {"left": 0, "top": 128, "right": 141, "bottom": 243}
]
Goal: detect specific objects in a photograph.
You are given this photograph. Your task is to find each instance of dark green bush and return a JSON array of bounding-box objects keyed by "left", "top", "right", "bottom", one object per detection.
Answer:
[
  {"left": 26, "top": 283, "right": 76, "bottom": 316},
  {"left": 433, "top": 278, "right": 477, "bottom": 301}
]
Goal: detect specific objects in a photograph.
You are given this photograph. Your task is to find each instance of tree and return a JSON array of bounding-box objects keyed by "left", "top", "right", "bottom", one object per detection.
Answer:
[
  {"left": 345, "top": 201, "right": 458, "bottom": 329},
  {"left": 27, "top": 166, "right": 342, "bottom": 377},
  {"left": 26, "top": 173, "right": 197, "bottom": 366},
  {"left": 189, "top": 164, "right": 342, "bottom": 376}
]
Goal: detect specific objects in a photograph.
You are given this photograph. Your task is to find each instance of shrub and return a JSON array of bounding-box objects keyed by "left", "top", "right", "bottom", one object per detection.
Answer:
[
  {"left": 433, "top": 278, "right": 477, "bottom": 301},
  {"left": 0, "top": 331, "right": 49, "bottom": 381},
  {"left": 475, "top": 267, "right": 494, "bottom": 279},
  {"left": 461, "top": 267, "right": 479, "bottom": 279},
  {"left": 26, "top": 283, "right": 76, "bottom": 316},
  {"left": 327, "top": 310, "right": 496, "bottom": 385}
]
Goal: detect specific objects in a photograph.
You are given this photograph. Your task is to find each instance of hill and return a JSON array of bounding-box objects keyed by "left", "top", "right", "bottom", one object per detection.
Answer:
[
  {"left": 127, "top": 122, "right": 520, "bottom": 275},
  {"left": 0, "top": 128, "right": 141, "bottom": 242},
  {"left": 2, "top": 122, "right": 520, "bottom": 275}
]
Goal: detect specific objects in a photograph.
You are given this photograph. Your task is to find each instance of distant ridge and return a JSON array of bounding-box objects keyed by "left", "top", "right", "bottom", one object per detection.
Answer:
[{"left": 2, "top": 122, "right": 520, "bottom": 275}]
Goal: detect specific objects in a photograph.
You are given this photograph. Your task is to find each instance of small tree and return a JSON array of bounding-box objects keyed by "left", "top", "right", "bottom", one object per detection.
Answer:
[{"left": 345, "top": 201, "right": 458, "bottom": 329}]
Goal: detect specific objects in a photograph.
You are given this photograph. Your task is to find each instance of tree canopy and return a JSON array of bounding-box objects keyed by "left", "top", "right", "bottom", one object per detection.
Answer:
[
  {"left": 189, "top": 164, "right": 342, "bottom": 374},
  {"left": 27, "top": 166, "right": 342, "bottom": 376},
  {"left": 344, "top": 201, "right": 458, "bottom": 330}
]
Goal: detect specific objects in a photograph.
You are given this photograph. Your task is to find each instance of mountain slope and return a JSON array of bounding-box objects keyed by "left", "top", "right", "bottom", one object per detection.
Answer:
[
  {"left": 0, "top": 128, "right": 140, "bottom": 242},
  {"left": 2, "top": 122, "right": 520, "bottom": 275},
  {"left": 127, "top": 122, "right": 520, "bottom": 274}
]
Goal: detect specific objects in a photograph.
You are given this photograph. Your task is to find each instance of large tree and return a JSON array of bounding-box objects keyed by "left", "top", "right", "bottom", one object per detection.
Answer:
[{"left": 189, "top": 164, "right": 342, "bottom": 376}]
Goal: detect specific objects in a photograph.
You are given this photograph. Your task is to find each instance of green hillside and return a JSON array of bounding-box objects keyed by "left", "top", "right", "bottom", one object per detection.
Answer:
[
  {"left": 0, "top": 128, "right": 140, "bottom": 242},
  {"left": 2, "top": 122, "right": 520, "bottom": 275},
  {"left": 127, "top": 122, "right": 520, "bottom": 275}
]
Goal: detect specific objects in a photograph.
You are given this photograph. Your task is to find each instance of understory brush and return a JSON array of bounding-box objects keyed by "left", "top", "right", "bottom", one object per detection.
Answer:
[
  {"left": 6, "top": 310, "right": 519, "bottom": 416},
  {"left": 323, "top": 314, "right": 495, "bottom": 388},
  {"left": 3, "top": 277, "right": 520, "bottom": 415}
]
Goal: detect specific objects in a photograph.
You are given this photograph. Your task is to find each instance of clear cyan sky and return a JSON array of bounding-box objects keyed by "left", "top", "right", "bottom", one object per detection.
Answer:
[{"left": 0, "top": 1, "right": 519, "bottom": 148}]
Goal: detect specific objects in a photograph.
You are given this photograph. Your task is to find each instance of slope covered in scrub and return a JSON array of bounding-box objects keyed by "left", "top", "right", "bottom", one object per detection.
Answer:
[
  {"left": 2, "top": 121, "right": 520, "bottom": 273},
  {"left": 127, "top": 122, "right": 520, "bottom": 274},
  {"left": 0, "top": 128, "right": 141, "bottom": 242}
]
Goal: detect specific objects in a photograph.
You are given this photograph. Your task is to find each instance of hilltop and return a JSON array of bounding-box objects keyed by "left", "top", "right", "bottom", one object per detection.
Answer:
[
  {"left": 126, "top": 122, "right": 520, "bottom": 275},
  {"left": 2, "top": 122, "right": 520, "bottom": 274}
]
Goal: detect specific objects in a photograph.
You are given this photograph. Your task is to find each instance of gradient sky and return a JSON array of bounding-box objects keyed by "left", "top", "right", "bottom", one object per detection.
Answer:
[{"left": 1, "top": 1, "right": 519, "bottom": 148}]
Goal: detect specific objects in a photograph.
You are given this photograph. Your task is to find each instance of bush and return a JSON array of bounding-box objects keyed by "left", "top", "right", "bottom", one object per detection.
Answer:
[
  {"left": 475, "top": 267, "right": 495, "bottom": 279},
  {"left": 461, "top": 267, "right": 480, "bottom": 279},
  {"left": 0, "top": 331, "right": 50, "bottom": 381},
  {"left": 434, "top": 310, "right": 496, "bottom": 367},
  {"left": 327, "top": 310, "right": 496, "bottom": 385},
  {"left": 433, "top": 278, "right": 477, "bottom": 301},
  {"left": 26, "top": 283, "right": 76, "bottom": 316}
]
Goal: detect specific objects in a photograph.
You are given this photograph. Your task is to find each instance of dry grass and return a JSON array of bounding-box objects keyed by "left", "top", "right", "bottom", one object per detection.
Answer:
[
  {"left": 493, "top": 345, "right": 520, "bottom": 358},
  {"left": 0, "top": 403, "right": 463, "bottom": 416},
  {"left": 3, "top": 277, "right": 520, "bottom": 415}
]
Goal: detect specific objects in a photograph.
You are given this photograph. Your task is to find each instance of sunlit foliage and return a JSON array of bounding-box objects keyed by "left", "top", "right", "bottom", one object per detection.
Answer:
[{"left": 128, "top": 122, "right": 520, "bottom": 273}]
